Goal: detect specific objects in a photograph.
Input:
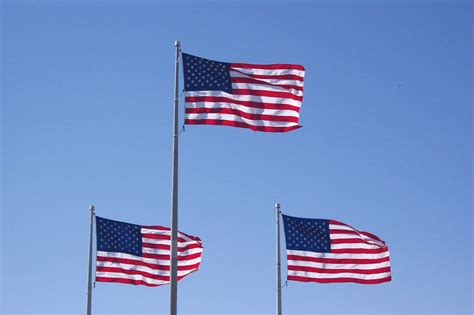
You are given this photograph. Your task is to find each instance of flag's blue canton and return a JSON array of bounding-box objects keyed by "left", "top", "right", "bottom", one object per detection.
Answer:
[
  {"left": 282, "top": 215, "right": 331, "bottom": 253},
  {"left": 96, "top": 216, "right": 142, "bottom": 256},
  {"left": 182, "top": 53, "right": 232, "bottom": 93}
]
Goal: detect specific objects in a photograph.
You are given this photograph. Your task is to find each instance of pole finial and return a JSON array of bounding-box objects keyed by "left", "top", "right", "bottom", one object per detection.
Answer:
[
  {"left": 174, "top": 40, "right": 180, "bottom": 47},
  {"left": 275, "top": 202, "right": 280, "bottom": 210},
  {"left": 90, "top": 205, "right": 95, "bottom": 212}
]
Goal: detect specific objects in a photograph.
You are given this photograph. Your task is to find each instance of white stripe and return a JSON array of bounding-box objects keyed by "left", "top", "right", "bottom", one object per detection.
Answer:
[
  {"left": 142, "top": 238, "right": 201, "bottom": 247},
  {"left": 230, "top": 67, "right": 305, "bottom": 78},
  {"left": 329, "top": 224, "right": 354, "bottom": 231},
  {"left": 329, "top": 224, "right": 385, "bottom": 246},
  {"left": 97, "top": 251, "right": 202, "bottom": 266},
  {"left": 330, "top": 233, "right": 364, "bottom": 240},
  {"left": 185, "top": 113, "right": 299, "bottom": 128},
  {"left": 186, "top": 102, "right": 299, "bottom": 117},
  {"left": 140, "top": 228, "right": 170, "bottom": 234},
  {"left": 287, "top": 249, "right": 390, "bottom": 260},
  {"left": 331, "top": 243, "right": 381, "bottom": 250},
  {"left": 95, "top": 271, "right": 169, "bottom": 286},
  {"left": 330, "top": 223, "right": 383, "bottom": 239},
  {"left": 140, "top": 228, "right": 197, "bottom": 243},
  {"left": 330, "top": 233, "right": 386, "bottom": 248},
  {"left": 184, "top": 91, "right": 301, "bottom": 107},
  {"left": 288, "top": 270, "right": 391, "bottom": 280},
  {"left": 97, "top": 260, "right": 197, "bottom": 277},
  {"left": 231, "top": 82, "right": 303, "bottom": 97},
  {"left": 142, "top": 247, "right": 203, "bottom": 256},
  {"left": 230, "top": 70, "right": 304, "bottom": 87},
  {"left": 287, "top": 260, "right": 390, "bottom": 270}
]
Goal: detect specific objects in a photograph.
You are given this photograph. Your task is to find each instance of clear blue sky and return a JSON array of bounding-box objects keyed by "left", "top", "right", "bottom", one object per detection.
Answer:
[{"left": 1, "top": 1, "right": 472, "bottom": 314}]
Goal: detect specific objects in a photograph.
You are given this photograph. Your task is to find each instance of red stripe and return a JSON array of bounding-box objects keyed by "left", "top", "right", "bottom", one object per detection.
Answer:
[
  {"left": 96, "top": 255, "right": 201, "bottom": 271},
  {"left": 359, "top": 231, "right": 384, "bottom": 243},
  {"left": 329, "top": 219, "right": 350, "bottom": 226},
  {"left": 184, "top": 119, "right": 301, "bottom": 133},
  {"left": 95, "top": 277, "right": 161, "bottom": 287},
  {"left": 140, "top": 227, "right": 202, "bottom": 243},
  {"left": 97, "top": 267, "right": 170, "bottom": 282},
  {"left": 233, "top": 89, "right": 303, "bottom": 101},
  {"left": 141, "top": 233, "right": 191, "bottom": 243},
  {"left": 331, "top": 238, "right": 375, "bottom": 245},
  {"left": 331, "top": 238, "right": 387, "bottom": 248},
  {"left": 95, "top": 273, "right": 191, "bottom": 287},
  {"left": 231, "top": 71, "right": 304, "bottom": 82},
  {"left": 231, "top": 77, "right": 304, "bottom": 91},
  {"left": 97, "top": 256, "right": 169, "bottom": 271},
  {"left": 287, "top": 275, "right": 392, "bottom": 285},
  {"left": 140, "top": 225, "right": 170, "bottom": 231},
  {"left": 330, "top": 231, "right": 386, "bottom": 247},
  {"left": 329, "top": 220, "right": 385, "bottom": 243},
  {"left": 330, "top": 229, "right": 360, "bottom": 235},
  {"left": 141, "top": 252, "right": 202, "bottom": 260},
  {"left": 96, "top": 266, "right": 194, "bottom": 282},
  {"left": 331, "top": 248, "right": 388, "bottom": 254},
  {"left": 287, "top": 254, "right": 390, "bottom": 265},
  {"left": 185, "top": 108, "right": 299, "bottom": 123},
  {"left": 185, "top": 96, "right": 300, "bottom": 112},
  {"left": 230, "top": 63, "right": 305, "bottom": 71},
  {"left": 288, "top": 265, "right": 391, "bottom": 275},
  {"left": 142, "top": 242, "right": 202, "bottom": 252}
]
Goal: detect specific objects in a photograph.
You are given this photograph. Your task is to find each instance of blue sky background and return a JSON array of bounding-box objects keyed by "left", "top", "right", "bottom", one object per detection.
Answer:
[{"left": 1, "top": 1, "right": 472, "bottom": 314}]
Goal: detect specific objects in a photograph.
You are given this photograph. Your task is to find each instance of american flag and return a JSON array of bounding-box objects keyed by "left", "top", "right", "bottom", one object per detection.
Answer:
[
  {"left": 282, "top": 214, "right": 391, "bottom": 284},
  {"left": 95, "top": 216, "right": 203, "bottom": 287},
  {"left": 182, "top": 52, "right": 305, "bottom": 132}
]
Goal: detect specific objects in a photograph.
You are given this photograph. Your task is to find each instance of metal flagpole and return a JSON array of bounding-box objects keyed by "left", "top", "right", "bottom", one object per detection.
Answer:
[
  {"left": 276, "top": 202, "right": 282, "bottom": 315},
  {"left": 169, "top": 40, "right": 181, "bottom": 315},
  {"left": 86, "top": 204, "right": 95, "bottom": 315}
]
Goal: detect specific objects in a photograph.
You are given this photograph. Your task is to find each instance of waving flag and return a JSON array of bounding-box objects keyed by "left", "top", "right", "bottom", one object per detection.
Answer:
[
  {"left": 182, "top": 53, "right": 305, "bottom": 132},
  {"left": 95, "top": 216, "right": 203, "bottom": 287},
  {"left": 282, "top": 214, "right": 391, "bottom": 284}
]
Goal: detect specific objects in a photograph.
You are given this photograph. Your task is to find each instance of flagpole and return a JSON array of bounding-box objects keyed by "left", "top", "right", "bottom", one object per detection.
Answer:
[
  {"left": 86, "top": 204, "right": 95, "bottom": 315},
  {"left": 276, "top": 202, "right": 282, "bottom": 315},
  {"left": 169, "top": 40, "right": 181, "bottom": 315}
]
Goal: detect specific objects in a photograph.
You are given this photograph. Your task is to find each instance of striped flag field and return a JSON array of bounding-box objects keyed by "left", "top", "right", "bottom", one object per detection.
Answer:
[
  {"left": 95, "top": 216, "right": 203, "bottom": 287},
  {"left": 282, "top": 214, "right": 391, "bottom": 284},
  {"left": 182, "top": 53, "right": 305, "bottom": 132}
]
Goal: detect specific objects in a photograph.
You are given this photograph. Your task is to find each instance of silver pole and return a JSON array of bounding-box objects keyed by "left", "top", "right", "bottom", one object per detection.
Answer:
[
  {"left": 169, "top": 40, "right": 180, "bottom": 315},
  {"left": 86, "top": 204, "right": 95, "bottom": 315},
  {"left": 276, "top": 202, "right": 282, "bottom": 315}
]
